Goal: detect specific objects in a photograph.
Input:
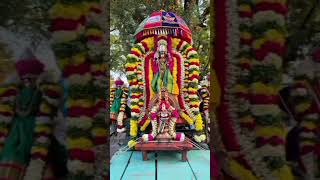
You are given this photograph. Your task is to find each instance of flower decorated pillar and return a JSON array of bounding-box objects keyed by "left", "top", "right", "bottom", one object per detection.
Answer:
[
  {"left": 250, "top": 0, "right": 293, "bottom": 178},
  {"left": 288, "top": 78, "right": 320, "bottom": 179},
  {"left": 49, "top": 0, "right": 107, "bottom": 178},
  {"left": 125, "top": 10, "right": 206, "bottom": 147}
]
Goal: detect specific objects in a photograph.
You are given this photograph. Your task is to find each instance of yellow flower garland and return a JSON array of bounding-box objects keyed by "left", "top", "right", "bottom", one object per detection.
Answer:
[
  {"left": 140, "top": 119, "right": 151, "bottom": 131},
  {"left": 141, "top": 37, "right": 154, "bottom": 50},
  {"left": 172, "top": 56, "right": 179, "bottom": 95},
  {"left": 128, "top": 140, "right": 137, "bottom": 148},
  {"left": 195, "top": 114, "right": 203, "bottom": 131},
  {"left": 68, "top": 137, "right": 93, "bottom": 149},
  {"left": 31, "top": 147, "right": 48, "bottom": 155},
  {"left": 295, "top": 102, "right": 312, "bottom": 113},
  {"left": 180, "top": 112, "right": 194, "bottom": 125},
  {"left": 229, "top": 159, "right": 258, "bottom": 180},
  {"left": 300, "top": 121, "right": 317, "bottom": 129},
  {"left": 92, "top": 128, "right": 107, "bottom": 136},
  {"left": 271, "top": 165, "right": 294, "bottom": 180},
  {"left": 34, "top": 126, "right": 52, "bottom": 134},
  {"left": 130, "top": 120, "right": 138, "bottom": 137},
  {"left": 255, "top": 126, "right": 286, "bottom": 138},
  {"left": 67, "top": 99, "right": 93, "bottom": 108},
  {"left": 0, "top": 104, "right": 13, "bottom": 114},
  {"left": 49, "top": 3, "right": 85, "bottom": 19},
  {"left": 251, "top": 82, "right": 280, "bottom": 95},
  {"left": 171, "top": 38, "right": 180, "bottom": 49}
]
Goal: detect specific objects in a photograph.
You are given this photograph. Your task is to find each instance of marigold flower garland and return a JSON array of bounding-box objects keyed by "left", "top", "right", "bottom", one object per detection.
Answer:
[
  {"left": 126, "top": 38, "right": 149, "bottom": 145},
  {"left": 0, "top": 85, "right": 17, "bottom": 152},
  {"left": 49, "top": 0, "right": 105, "bottom": 178},
  {"left": 250, "top": 0, "right": 293, "bottom": 178},
  {"left": 289, "top": 79, "right": 320, "bottom": 179},
  {"left": 173, "top": 38, "right": 206, "bottom": 141},
  {"left": 24, "top": 83, "right": 62, "bottom": 180},
  {"left": 222, "top": 0, "right": 264, "bottom": 178},
  {"left": 216, "top": 0, "right": 265, "bottom": 178},
  {"left": 116, "top": 87, "right": 128, "bottom": 132},
  {"left": 126, "top": 35, "right": 206, "bottom": 145},
  {"left": 85, "top": 1, "right": 108, "bottom": 178},
  {"left": 172, "top": 38, "right": 205, "bottom": 138}
]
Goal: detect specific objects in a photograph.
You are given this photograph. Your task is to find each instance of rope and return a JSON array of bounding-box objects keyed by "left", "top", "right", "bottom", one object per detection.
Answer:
[
  {"left": 306, "top": 82, "right": 320, "bottom": 110},
  {"left": 186, "top": 138, "right": 207, "bottom": 151},
  {"left": 111, "top": 137, "right": 142, "bottom": 162},
  {"left": 278, "top": 92, "right": 296, "bottom": 125}
]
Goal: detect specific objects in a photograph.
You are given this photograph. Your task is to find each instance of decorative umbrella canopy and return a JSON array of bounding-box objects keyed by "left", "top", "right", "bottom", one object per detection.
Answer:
[{"left": 134, "top": 10, "right": 193, "bottom": 44}]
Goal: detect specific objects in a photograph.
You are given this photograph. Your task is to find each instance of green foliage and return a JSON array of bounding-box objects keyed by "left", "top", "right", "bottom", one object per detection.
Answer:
[
  {"left": 287, "top": 0, "right": 320, "bottom": 61},
  {"left": 0, "top": 0, "right": 55, "bottom": 45}
]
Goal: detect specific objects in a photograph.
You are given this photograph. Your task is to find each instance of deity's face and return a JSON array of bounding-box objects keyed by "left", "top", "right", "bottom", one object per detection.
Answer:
[
  {"left": 158, "top": 40, "right": 168, "bottom": 58},
  {"left": 161, "top": 89, "right": 168, "bottom": 100},
  {"left": 161, "top": 104, "right": 166, "bottom": 111}
]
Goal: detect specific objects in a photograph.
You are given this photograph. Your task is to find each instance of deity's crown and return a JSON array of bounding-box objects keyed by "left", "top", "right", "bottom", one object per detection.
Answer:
[
  {"left": 160, "top": 87, "right": 167, "bottom": 92},
  {"left": 158, "top": 39, "right": 167, "bottom": 45},
  {"left": 115, "top": 78, "right": 124, "bottom": 86},
  {"left": 16, "top": 48, "right": 44, "bottom": 79}
]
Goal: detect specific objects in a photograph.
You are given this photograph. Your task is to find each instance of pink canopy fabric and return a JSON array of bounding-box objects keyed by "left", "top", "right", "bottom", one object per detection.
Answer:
[{"left": 134, "top": 10, "right": 193, "bottom": 44}]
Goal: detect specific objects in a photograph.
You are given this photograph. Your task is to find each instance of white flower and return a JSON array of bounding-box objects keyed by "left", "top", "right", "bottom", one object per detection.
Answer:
[
  {"left": 35, "top": 116, "right": 51, "bottom": 124},
  {"left": 300, "top": 132, "right": 316, "bottom": 138},
  {"left": 0, "top": 115, "right": 12, "bottom": 123},
  {"left": 68, "top": 73, "right": 92, "bottom": 85},
  {"left": 67, "top": 160, "right": 95, "bottom": 176},
  {"left": 256, "top": 145, "right": 285, "bottom": 157},
  {"left": 24, "top": 159, "right": 46, "bottom": 180},
  {"left": 291, "top": 88, "right": 308, "bottom": 96},
  {"left": 131, "top": 112, "right": 139, "bottom": 117},
  {"left": 36, "top": 136, "right": 49, "bottom": 144},
  {"left": 305, "top": 113, "right": 319, "bottom": 119},
  {"left": 52, "top": 30, "right": 81, "bottom": 43},
  {"left": 259, "top": 53, "right": 283, "bottom": 69},
  {"left": 251, "top": 104, "right": 281, "bottom": 116},
  {"left": 67, "top": 117, "right": 93, "bottom": 130},
  {"left": 253, "top": 11, "right": 285, "bottom": 27}
]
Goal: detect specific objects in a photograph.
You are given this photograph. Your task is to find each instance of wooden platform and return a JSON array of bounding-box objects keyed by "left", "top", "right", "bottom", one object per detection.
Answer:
[
  {"left": 135, "top": 140, "right": 193, "bottom": 161},
  {"left": 110, "top": 150, "right": 210, "bottom": 180}
]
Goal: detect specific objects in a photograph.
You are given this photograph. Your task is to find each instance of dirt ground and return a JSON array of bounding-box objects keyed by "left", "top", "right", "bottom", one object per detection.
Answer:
[{"left": 110, "top": 132, "right": 130, "bottom": 158}]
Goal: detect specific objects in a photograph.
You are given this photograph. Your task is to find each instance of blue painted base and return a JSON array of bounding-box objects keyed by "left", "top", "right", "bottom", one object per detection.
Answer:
[{"left": 110, "top": 150, "right": 210, "bottom": 180}]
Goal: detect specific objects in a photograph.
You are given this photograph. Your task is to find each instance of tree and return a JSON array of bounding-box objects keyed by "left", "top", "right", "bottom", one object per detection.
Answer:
[
  {"left": 0, "top": 42, "right": 14, "bottom": 83},
  {"left": 0, "top": 0, "right": 55, "bottom": 47},
  {"left": 287, "top": 0, "right": 320, "bottom": 62}
]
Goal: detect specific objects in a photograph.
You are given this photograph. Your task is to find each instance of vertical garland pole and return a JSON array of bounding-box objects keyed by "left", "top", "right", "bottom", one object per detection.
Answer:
[
  {"left": 0, "top": 85, "right": 17, "bottom": 153},
  {"left": 83, "top": 0, "right": 108, "bottom": 179},
  {"left": 49, "top": 1, "right": 96, "bottom": 179},
  {"left": 250, "top": 0, "right": 293, "bottom": 179},
  {"left": 290, "top": 79, "right": 320, "bottom": 178}
]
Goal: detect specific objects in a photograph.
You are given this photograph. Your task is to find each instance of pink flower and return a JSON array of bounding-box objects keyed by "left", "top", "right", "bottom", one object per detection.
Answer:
[
  {"left": 255, "top": 2, "right": 288, "bottom": 16},
  {"left": 239, "top": 11, "right": 253, "bottom": 18},
  {"left": 255, "top": 41, "right": 286, "bottom": 60}
]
